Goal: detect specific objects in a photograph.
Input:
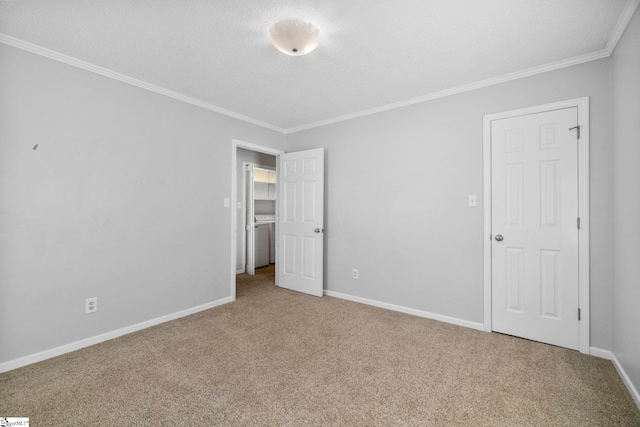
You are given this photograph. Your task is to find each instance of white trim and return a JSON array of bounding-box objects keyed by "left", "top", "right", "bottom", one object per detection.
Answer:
[
  {"left": 4, "top": 0, "right": 637, "bottom": 138},
  {"left": 286, "top": 51, "right": 608, "bottom": 134},
  {"left": 324, "top": 290, "right": 484, "bottom": 331},
  {"left": 612, "top": 353, "right": 640, "bottom": 409},
  {"left": 580, "top": 348, "right": 640, "bottom": 408},
  {"left": 0, "top": 296, "right": 232, "bottom": 374},
  {"left": 606, "top": 0, "right": 640, "bottom": 54},
  {"left": 236, "top": 269, "right": 245, "bottom": 274},
  {"left": 230, "top": 140, "right": 284, "bottom": 301},
  {"left": 0, "top": 34, "right": 286, "bottom": 134},
  {"left": 482, "top": 97, "right": 590, "bottom": 354},
  {"left": 577, "top": 99, "right": 591, "bottom": 354},
  {"left": 589, "top": 347, "right": 614, "bottom": 360},
  {"left": 483, "top": 118, "right": 493, "bottom": 332}
]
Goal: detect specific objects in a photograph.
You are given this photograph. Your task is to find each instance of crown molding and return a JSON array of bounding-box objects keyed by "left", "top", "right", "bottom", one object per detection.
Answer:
[
  {"left": 0, "top": 34, "right": 287, "bottom": 134},
  {"left": 3, "top": 0, "right": 638, "bottom": 137},
  {"left": 285, "top": 0, "right": 639, "bottom": 134},
  {"left": 606, "top": 0, "right": 640, "bottom": 54},
  {"left": 286, "top": 49, "right": 610, "bottom": 133}
]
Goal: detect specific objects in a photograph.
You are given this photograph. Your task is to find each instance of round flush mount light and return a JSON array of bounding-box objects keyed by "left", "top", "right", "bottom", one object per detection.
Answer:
[{"left": 268, "top": 19, "right": 320, "bottom": 56}]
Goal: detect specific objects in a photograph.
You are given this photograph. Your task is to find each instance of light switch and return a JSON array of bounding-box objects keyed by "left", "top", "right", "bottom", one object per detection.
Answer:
[
  {"left": 468, "top": 195, "right": 477, "bottom": 207},
  {"left": 237, "top": 202, "right": 242, "bottom": 209},
  {"left": 223, "top": 198, "right": 230, "bottom": 208}
]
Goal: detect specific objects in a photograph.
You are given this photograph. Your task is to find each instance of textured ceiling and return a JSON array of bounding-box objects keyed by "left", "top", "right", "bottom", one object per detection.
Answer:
[{"left": 0, "top": 1, "right": 636, "bottom": 132}]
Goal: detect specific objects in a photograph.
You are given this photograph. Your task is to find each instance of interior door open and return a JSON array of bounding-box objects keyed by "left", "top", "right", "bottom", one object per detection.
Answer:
[{"left": 277, "top": 148, "right": 324, "bottom": 297}]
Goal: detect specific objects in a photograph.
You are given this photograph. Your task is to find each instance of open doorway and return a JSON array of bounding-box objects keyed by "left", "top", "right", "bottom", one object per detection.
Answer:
[
  {"left": 231, "top": 141, "right": 326, "bottom": 300},
  {"left": 241, "top": 161, "right": 276, "bottom": 275},
  {"left": 231, "top": 140, "right": 284, "bottom": 301}
]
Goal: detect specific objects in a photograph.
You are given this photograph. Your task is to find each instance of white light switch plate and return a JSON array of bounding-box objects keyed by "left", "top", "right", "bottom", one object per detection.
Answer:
[
  {"left": 223, "top": 198, "right": 230, "bottom": 208},
  {"left": 468, "top": 195, "right": 477, "bottom": 207}
]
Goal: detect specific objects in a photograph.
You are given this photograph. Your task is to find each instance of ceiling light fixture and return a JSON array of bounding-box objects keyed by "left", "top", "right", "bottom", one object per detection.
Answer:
[{"left": 268, "top": 19, "right": 320, "bottom": 56}]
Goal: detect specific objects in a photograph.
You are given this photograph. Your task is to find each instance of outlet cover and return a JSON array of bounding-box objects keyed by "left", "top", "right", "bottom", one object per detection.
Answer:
[{"left": 86, "top": 297, "right": 98, "bottom": 314}]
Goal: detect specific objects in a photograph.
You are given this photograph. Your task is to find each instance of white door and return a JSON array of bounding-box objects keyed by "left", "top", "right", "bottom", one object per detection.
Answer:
[
  {"left": 277, "top": 148, "right": 324, "bottom": 297},
  {"left": 491, "top": 107, "right": 579, "bottom": 350}
]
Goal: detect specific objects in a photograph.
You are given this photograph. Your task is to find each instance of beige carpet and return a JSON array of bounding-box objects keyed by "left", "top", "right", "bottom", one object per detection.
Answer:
[{"left": 1, "top": 265, "right": 639, "bottom": 426}]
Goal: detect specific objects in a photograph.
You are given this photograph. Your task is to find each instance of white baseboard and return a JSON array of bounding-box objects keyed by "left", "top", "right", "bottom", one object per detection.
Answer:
[
  {"left": 236, "top": 268, "right": 245, "bottom": 274},
  {"left": 589, "top": 347, "right": 613, "bottom": 360},
  {"left": 324, "top": 290, "right": 484, "bottom": 331},
  {"left": 0, "top": 296, "right": 233, "bottom": 374},
  {"left": 611, "top": 353, "right": 640, "bottom": 409},
  {"left": 322, "top": 293, "right": 640, "bottom": 409},
  {"left": 590, "top": 347, "right": 640, "bottom": 409}
]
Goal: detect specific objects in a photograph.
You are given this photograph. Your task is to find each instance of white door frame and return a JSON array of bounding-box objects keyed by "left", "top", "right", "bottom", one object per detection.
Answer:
[
  {"left": 482, "top": 97, "right": 590, "bottom": 354},
  {"left": 231, "top": 139, "right": 284, "bottom": 301}
]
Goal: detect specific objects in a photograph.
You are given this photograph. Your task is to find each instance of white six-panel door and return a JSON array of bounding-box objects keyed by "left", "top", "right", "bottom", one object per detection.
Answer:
[
  {"left": 277, "top": 148, "right": 324, "bottom": 297},
  {"left": 491, "top": 107, "right": 579, "bottom": 350}
]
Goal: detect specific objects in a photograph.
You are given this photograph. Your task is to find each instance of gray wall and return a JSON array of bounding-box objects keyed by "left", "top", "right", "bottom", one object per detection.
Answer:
[
  {"left": 612, "top": 7, "right": 640, "bottom": 400},
  {"left": 235, "top": 148, "right": 276, "bottom": 272},
  {"left": 0, "top": 44, "right": 285, "bottom": 364},
  {"left": 286, "top": 58, "right": 614, "bottom": 350},
  {"left": 1, "top": 32, "right": 630, "bottom": 373}
]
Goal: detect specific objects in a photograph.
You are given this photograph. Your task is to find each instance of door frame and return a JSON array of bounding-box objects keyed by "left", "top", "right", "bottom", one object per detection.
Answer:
[
  {"left": 482, "top": 97, "right": 590, "bottom": 354},
  {"left": 231, "top": 140, "right": 284, "bottom": 301}
]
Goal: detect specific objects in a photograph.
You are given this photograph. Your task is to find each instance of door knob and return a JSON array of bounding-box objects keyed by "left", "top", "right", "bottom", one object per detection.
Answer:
[
  {"left": 495, "top": 234, "right": 504, "bottom": 241},
  {"left": 314, "top": 228, "right": 323, "bottom": 233}
]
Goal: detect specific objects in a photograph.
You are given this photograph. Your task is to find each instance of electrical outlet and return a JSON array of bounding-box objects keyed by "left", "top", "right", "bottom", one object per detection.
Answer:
[
  {"left": 86, "top": 297, "right": 98, "bottom": 314},
  {"left": 353, "top": 269, "right": 359, "bottom": 279}
]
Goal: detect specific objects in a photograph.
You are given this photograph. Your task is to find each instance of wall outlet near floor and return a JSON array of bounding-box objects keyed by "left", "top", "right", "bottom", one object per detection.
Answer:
[
  {"left": 85, "top": 297, "right": 98, "bottom": 314},
  {"left": 352, "top": 269, "right": 359, "bottom": 279}
]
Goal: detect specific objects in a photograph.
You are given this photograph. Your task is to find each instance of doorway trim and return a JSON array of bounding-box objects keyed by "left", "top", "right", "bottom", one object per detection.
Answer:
[
  {"left": 482, "top": 97, "right": 590, "bottom": 354},
  {"left": 231, "top": 139, "right": 284, "bottom": 301}
]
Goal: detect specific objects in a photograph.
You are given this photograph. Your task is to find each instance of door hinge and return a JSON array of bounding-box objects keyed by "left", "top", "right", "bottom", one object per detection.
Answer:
[
  {"left": 578, "top": 308, "right": 581, "bottom": 321},
  {"left": 577, "top": 217, "right": 581, "bottom": 230},
  {"left": 569, "top": 125, "right": 581, "bottom": 139}
]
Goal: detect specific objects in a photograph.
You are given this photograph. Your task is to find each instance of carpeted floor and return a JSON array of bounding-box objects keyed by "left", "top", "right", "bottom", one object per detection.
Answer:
[{"left": 1, "top": 265, "right": 639, "bottom": 426}]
